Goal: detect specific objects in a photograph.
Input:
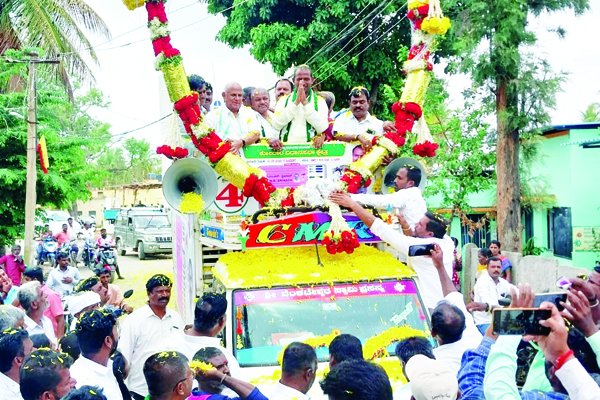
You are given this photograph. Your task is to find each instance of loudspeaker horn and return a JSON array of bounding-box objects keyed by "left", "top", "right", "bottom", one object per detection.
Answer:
[
  {"left": 162, "top": 158, "right": 218, "bottom": 212},
  {"left": 382, "top": 157, "right": 427, "bottom": 194}
]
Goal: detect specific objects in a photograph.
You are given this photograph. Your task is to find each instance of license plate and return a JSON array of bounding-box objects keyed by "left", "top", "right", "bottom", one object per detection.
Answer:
[{"left": 160, "top": 244, "right": 171, "bottom": 249}]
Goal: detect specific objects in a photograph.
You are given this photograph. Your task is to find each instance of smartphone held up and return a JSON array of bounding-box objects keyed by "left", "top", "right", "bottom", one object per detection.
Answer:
[{"left": 492, "top": 308, "right": 552, "bottom": 336}]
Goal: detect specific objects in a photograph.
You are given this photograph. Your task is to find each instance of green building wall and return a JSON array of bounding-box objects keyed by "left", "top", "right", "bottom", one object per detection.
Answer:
[{"left": 426, "top": 124, "right": 600, "bottom": 270}]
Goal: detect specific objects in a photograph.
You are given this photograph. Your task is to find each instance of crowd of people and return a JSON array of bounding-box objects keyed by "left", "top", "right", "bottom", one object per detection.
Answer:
[{"left": 179, "top": 65, "right": 398, "bottom": 155}]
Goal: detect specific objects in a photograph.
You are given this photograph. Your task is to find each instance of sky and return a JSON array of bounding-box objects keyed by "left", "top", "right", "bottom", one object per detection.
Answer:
[{"left": 85, "top": 0, "right": 600, "bottom": 150}]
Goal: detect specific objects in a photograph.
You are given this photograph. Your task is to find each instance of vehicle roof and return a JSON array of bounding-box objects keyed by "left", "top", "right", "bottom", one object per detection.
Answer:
[{"left": 213, "top": 245, "right": 415, "bottom": 289}]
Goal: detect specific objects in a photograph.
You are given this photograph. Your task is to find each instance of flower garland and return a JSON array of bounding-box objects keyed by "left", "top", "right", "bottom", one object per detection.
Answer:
[
  {"left": 124, "top": 0, "right": 451, "bottom": 251},
  {"left": 322, "top": 204, "right": 360, "bottom": 254},
  {"left": 156, "top": 145, "right": 188, "bottom": 159},
  {"left": 179, "top": 193, "right": 205, "bottom": 215},
  {"left": 276, "top": 330, "right": 341, "bottom": 365},
  {"left": 189, "top": 360, "right": 215, "bottom": 375},
  {"left": 362, "top": 325, "right": 429, "bottom": 360},
  {"left": 214, "top": 245, "right": 415, "bottom": 289}
]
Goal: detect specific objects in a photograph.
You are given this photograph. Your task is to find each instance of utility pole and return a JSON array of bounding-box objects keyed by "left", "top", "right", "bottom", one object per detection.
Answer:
[
  {"left": 7, "top": 53, "right": 59, "bottom": 265},
  {"left": 24, "top": 53, "right": 38, "bottom": 266}
]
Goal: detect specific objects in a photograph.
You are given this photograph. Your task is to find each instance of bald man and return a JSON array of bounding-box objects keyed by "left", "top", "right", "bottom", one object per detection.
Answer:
[
  {"left": 204, "top": 82, "right": 261, "bottom": 154},
  {"left": 250, "top": 87, "right": 284, "bottom": 150}
]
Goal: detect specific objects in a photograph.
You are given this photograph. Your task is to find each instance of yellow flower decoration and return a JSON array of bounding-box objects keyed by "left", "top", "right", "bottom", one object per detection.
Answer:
[
  {"left": 362, "top": 326, "right": 429, "bottom": 360},
  {"left": 421, "top": 16, "right": 451, "bottom": 35},
  {"left": 190, "top": 360, "right": 216, "bottom": 375},
  {"left": 215, "top": 246, "right": 415, "bottom": 289},
  {"left": 276, "top": 330, "right": 341, "bottom": 365},
  {"left": 180, "top": 192, "right": 205, "bottom": 214}
]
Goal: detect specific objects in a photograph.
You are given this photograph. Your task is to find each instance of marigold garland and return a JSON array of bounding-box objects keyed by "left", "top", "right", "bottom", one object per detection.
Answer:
[
  {"left": 189, "top": 360, "right": 215, "bottom": 375},
  {"left": 276, "top": 330, "right": 341, "bottom": 365},
  {"left": 362, "top": 325, "right": 429, "bottom": 360},
  {"left": 214, "top": 245, "right": 415, "bottom": 289},
  {"left": 179, "top": 193, "right": 205, "bottom": 215}
]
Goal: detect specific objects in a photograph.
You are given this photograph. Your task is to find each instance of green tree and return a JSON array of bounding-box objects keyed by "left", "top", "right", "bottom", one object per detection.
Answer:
[
  {"left": 92, "top": 138, "right": 160, "bottom": 188},
  {"left": 581, "top": 103, "right": 600, "bottom": 122},
  {"left": 0, "top": 49, "right": 112, "bottom": 246},
  {"left": 0, "top": 0, "right": 110, "bottom": 90},
  {"left": 205, "top": 0, "right": 411, "bottom": 115},
  {"left": 442, "top": 0, "right": 588, "bottom": 252}
]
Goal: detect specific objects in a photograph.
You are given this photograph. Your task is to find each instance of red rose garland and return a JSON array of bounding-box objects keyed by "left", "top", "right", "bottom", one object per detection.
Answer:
[
  {"left": 322, "top": 230, "right": 360, "bottom": 254},
  {"left": 412, "top": 140, "right": 439, "bottom": 157},
  {"left": 156, "top": 145, "right": 188, "bottom": 159}
]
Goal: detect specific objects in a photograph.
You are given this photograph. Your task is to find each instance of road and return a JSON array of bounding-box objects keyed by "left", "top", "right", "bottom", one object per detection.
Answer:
[{"left": 76, "top": 252, "right": 176, "bottom": 312}]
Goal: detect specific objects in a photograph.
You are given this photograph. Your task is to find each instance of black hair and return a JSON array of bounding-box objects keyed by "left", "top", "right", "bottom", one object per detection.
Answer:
[
  {"left": 569, "top": 327, "right": 600, "bottom": 374},
  {"left": 30, "top": 333, "right": 51, "bottom": 349},
  {"left": 75, "top": 309, "right": 117, "bottom": 356},
  {"left": 320, "top": 360, "right": 393, "bottom": 400},
  {"left": 144, "top": 351, "right": 189, "bottom": 398},
  {"left": 293, "top": 65, "right": 313, "bottom": 79},
  {"left": 479, "top": 248, "right": 493, "bottom": 259},
  {"left": 23, "top": 267, "right": 44, "bottom": 285},
  {"left": 188, "top": 74, "right": 206, "bottom": 92},
  {"left": 75, "top": 276, "right": 100, "bottom": 293},
  {"left": 349, "top": 86, "right": 370, "bottom": 101},
  {"left": 194, "top": 293, "right": 227, "bottom": 333},
  {"left": 487, "top": 256, "right": 502, "bottom": 266},
  {"left": 193, "top": 347, "right": 223, "bottom": 364},
  {"left": 112, "top": 350, "right": 128, "bottom": 381},
  {"left": 95, "top": 268, "right": 111, "bottom": 278},
  {"left": 329, "top": 334, "right": 363, "bottom": 364},
  {"left": 205, "top": 82, "right": 213, "bottom": 92},
  {"left": 424, "top": 211, "right": 448, "bottom": 239},
  {"left": 62, "top": 386, "right": 107, "bottom": 400},
  {"left": 401, "top": 165, "right": 422, "bottom": 187},
  {"left": 58, "top": 252, "right": 70, "bottom": 260},
  {"left": 59, "top": 331, "right": 81, "bottom": 361},
  {"left": 431, "top": 303, "right": 466, "bottom": 345},
  {"left": 276, "top": 78, "right": 294, "bottom": 91},
  {"left": 394, "top": 337, "right": 435, "bottom": 364},
  {"left": 282, "top": 342, "right": 318, "bottom": 377},
  {"left": 451, "top": 237, "right": 459, "bottom": 247},
  {"left": 0, "top": 327, "right": 29, "bottom": 373},
  {"left": 146, "top": 274, "right": 172, "bottom": 293},
  {"left": 20, "top": 348, "right": 74, "bottom": 400},
  {"left": 489, "top": 240, "right": 501, "bottom": 248}
]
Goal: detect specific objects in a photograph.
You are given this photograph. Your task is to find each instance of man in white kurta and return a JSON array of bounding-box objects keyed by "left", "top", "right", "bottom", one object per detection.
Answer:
[
  {"left": 350, "top": 164, "right": 427, "bottom": 230},
  {"left": 250, "top": 87, "right": 284, "bottom": 151},
  {"left": 204, "top": 82, "right": 261, "bottom": 154},
  {"left": 272, "top": 66, "right": 329, "bottom": 144}
]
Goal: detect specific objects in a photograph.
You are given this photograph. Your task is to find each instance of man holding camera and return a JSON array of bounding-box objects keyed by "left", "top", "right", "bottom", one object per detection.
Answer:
[{"left": 329, "top": 192, "right": 454, "bottom": 310}]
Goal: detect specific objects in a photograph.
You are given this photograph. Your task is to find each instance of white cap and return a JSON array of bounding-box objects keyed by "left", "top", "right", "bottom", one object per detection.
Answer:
[
  {"left": 68, "top": 291, "right": 101, "bottom": 316},
  {"left": 405, "top": 355, "right": 458, "bottom": 400}
]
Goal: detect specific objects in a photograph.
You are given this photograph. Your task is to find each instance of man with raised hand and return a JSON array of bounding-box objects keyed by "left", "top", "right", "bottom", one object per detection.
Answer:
[
  {"left": 272, "top": 65, "right": 329, "bottom": 147},
  {"left": 204, "top": 82, "right": 261, "bottom": 155}
]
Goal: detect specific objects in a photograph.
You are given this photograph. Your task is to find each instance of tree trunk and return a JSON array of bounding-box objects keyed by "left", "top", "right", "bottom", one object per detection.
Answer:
[{"left": 496, "top": 78, "right": 522, "bottom": 252}]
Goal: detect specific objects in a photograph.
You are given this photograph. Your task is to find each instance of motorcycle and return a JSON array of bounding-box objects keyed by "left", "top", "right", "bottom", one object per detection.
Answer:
[
  {"left": 37, "top": 236, "right": 58, "bottom": 266},
  {"left": 81, "top": 239, "right": 96, "bottom": 269},
  {"left": 58, "top": 240, "right": 78, "bottom": 266},
  {"left": 96, "top": 246, "right": 118, "bottom": 283}
]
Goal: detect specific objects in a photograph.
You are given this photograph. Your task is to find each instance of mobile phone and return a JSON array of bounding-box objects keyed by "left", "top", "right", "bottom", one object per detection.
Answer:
[
  {"left": 534, "top": 292, "right": 567, "bottom": 311},
  {"left": 408, "top": 244, "right": 435, "bottom": 257},
  {"left": 492, "top": 308, "right": 552, "bottom": 336}
]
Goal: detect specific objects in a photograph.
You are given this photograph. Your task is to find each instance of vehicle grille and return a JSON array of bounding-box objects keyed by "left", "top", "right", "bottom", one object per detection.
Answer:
[{"left": 156, "top": 237, "right": 172, "bottom": 243}]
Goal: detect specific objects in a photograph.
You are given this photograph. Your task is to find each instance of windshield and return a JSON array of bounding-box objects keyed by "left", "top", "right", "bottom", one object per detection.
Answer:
[
  {"left": 133, "top": 215, "right": 171, "bottom": 229},
  {"left": 232, "top": 279, "right": 430, "bottom": 367}
]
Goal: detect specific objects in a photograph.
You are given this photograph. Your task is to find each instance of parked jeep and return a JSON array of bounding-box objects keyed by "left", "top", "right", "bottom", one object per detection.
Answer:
[{"left": 114, "top": 207, "right": 172, "bottom": 259}]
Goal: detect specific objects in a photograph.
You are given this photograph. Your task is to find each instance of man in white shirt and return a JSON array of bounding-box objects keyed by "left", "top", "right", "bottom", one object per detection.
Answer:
[
  {"left": 330, "top": 191, "right": 454, "bottom": 310},
  {"left": 19, "top": 348, "right": 77, "bottom": 400},
  {"left": 332, "top": 86, "right": 396, "bottom": 151},
  {"left": 46, "top": 254, "right": 81, "bottom": 297},
  {"left": 350, "top": 164, "right": 427, "bottom": 230},
  {"left": 79, "top": 222, "right": 95, "bottom": 241},
  {"left": 164, "top": 293, "right": 241, "bottom": 383},
  {"left": 268, "top": 342, "right": 317, "bottom": 400},
  {"left": 272, "top": 65, "right": 329, "bottom": 145},
  {"left": 118, "top": 274, "right": 183, "bottom": 399},
  {"left": 429, "top": 244, "right": 482, "bottom": 375},
  {"left": 0, "top": 328, "right": 33, "bottom": 400},
  {"left": 250, "top": 87, "right": 284, "bottom": 150},
  {"left": 17, "top": 281, "right": 57, "bottom": 348},
  {"left": 71, "top": 309, "right": 122, "bottom": 400},
  {"left": 204, "top": 82, "right": 261, "bottom": 155},
  {"left": 468, "top": 257, "right": 514, "bottom": 334}
]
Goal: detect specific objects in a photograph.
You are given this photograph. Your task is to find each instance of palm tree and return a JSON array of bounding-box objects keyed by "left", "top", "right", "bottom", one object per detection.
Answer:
[
  {"left": 581, "top": 103, "right": 600, "bottom": 122},
  {"left": 0, "top": 0, "right": 110, "bottom": 92}
]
